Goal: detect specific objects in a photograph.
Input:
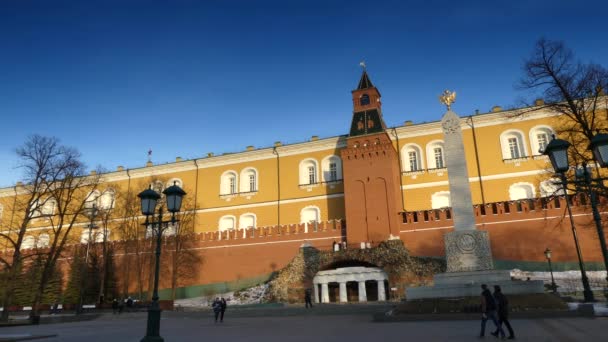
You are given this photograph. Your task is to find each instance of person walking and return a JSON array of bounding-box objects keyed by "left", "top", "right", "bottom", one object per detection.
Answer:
[
  {"left": 220, "top": 297, "right": 227, "bottom": 323},
  {"left": 112, "top": 299, "right": 119, "bottom": 314},
  {"left": 479, "top": 284, "right": 503, "bottom": 338},
  {"left": 304, "top": 288, "right": 313, "bottom": 308},
  {"left": 212, "top": 297, "right": 222, "bottom": 323},
  {"left": 492, "top": 285, "right": 515, "bottom": 339}
]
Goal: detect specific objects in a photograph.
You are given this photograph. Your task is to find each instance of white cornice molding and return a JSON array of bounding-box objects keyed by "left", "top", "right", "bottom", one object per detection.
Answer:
[
  {"left": 390, "top": 107, "right": 560, "bottom": 140},
  {"left": 74, "top": 136, "right": 348, "bottom": 184}
]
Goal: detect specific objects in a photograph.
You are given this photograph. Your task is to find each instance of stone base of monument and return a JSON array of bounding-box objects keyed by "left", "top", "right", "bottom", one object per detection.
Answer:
[
  {"left": 406, "top": 231, "right": 543, "bottom": 300},
  {"left": 406, "top": 269, "right": 544, "bottom": 300}
]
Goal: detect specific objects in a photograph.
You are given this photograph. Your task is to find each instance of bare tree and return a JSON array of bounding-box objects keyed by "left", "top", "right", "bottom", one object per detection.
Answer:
[
  {"left": 0, "top": 136, "right": 97, "bottom": 322},
  {"left": 519, "top": 38, "right": 608, "bottom": 171},
  {"left": 165, "top": 198, "right": 201, "bottom": 300},
  {"left": 113, "top": 180, "right": 149, "bottom": 299},
  {"left": 28, "top": 149, "right": 101, "bottom": 322}
]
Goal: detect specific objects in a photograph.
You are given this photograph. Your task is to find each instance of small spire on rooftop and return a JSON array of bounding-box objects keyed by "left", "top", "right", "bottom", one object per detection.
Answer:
[{"left": 357, "top": 61, "right": 374, "bottom": 90}]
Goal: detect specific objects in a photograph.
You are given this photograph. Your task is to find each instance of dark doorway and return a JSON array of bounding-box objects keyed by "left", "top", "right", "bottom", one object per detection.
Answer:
[
  {"left": 328, "top": 283, "right": 339, "bottom": 303},
  {"left": 346, "top": 281, "right": 359, "bottom": 302},
  {"left": 365, "top": 280, "right": 378, "bottom": 301}
]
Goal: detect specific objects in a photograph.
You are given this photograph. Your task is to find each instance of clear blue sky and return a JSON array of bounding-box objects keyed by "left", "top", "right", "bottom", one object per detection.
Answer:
[{"left": 1, "top": 0, "right": 607, "bottom": 187}]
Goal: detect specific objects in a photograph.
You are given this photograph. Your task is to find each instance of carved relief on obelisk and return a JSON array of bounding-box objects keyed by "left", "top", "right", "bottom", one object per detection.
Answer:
[{"left": 439, "top": 91, "right": 493, "bottom": 272}]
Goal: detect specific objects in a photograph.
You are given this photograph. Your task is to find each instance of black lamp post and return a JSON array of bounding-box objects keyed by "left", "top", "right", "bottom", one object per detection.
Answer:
[
  {"left": 138, "top": 182, "right": 186, "bottom": 342},
  {"left": 77, "top": 204, "right": 99, "bottom": 314},
  {"left": 544, "top": 248, "right": 557, "bottom": 294},
  {"left": 543, "top": 136, "right": 594, "bottom": 302}
]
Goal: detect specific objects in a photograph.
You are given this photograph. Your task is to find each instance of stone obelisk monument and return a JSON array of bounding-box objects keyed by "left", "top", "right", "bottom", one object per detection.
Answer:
[
  {"left": 439, "top": 91, "right": 493, "bottom": 272},
  {"left": 405, "top": 91, "right": 543, "bottom": 300}
]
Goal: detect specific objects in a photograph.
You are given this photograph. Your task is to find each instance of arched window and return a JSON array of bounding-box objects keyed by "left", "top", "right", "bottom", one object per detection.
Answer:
[
  {"left": 81, "top": 229, "right": 94, "bottom": 244},
  {"left": 21, "top": 236, "right": 35, "bottom": 250},
  {"left": 239, "top": 213, "right": 256, "bottom": 229},
  {"left": 529, "top": 125, "right": 555, "bottom": 155},
  {"left": 426, "top": 140, "right": 445, "bottom": 169},
  {"left": 32, "top": 197, "right": 56, "bottom": 217},
  {"left": 500, "top": 130, "right": 527, "bottom": 160},
  {"left": 152, "top": 181, "right": 164, "bottom": 194},
  {"left": 240, "top": 168, "right": 258, "bottom": 193},
  {"left": 220, "top": 171, "right": 238, "bottom": 195},
  {"left": 167, "top": 178, "right": 183, "bottom": 189},
  {"left": 402, "top": 144, "right": 424, "bottom": 171},
  {"left": 163, "top": 223, "right": 177, "bottom": 236},
  {"left": 94, "top": 229, "right": 109, "bottom": 242},
  {"left": 299, "top": 159, "right": 318, "bottom": 185},
  {"left": 99, "top": 189, "right": 115, "bottom": 210},
  {"left": 360, "top": 94, "right": 370, "bottom": 106},
  {"left": 431, "top": 191, "right": 451, "bottom": 209},
  {"left": 85, "top": 190, "right": 101, "bottom": 209},
  {"left": 321, "top": 155, "right": 342, "bottom": 182},
  {"left": 509, "top": 182, "right": 535, "bottom": 200},
  {"left": 218, "top": 215, "right": 236, "bottom": 232},
  {"left": 540, "top": 179, "right": 563, "bottom": 197},
  {"left": 0, "top": 204, "right": 4, "bottom": 223},
  {"left": 36, "top": 233, "right": 50, "bottom": 248},
  {"left": 300, "top": 206, "right": 320, "bottom": 233}
]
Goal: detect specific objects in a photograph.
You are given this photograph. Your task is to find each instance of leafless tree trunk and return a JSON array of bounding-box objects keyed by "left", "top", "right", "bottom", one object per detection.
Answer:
[{"left": 0, "top": 136, "right": 95, "bottom": 322}]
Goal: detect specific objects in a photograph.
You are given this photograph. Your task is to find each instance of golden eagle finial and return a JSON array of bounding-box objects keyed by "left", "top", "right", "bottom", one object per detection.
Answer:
[{"left": 439, "top": 90, "right": 456, "bottom": 111}]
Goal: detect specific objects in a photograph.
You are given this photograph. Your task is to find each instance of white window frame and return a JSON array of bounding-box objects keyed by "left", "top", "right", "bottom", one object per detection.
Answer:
[
  {"left": 21, "top": 236, "right": 35, "bottom": 250},
  {"left": 529, "top": 125, "right": 555, "bottom": 155},
  {"left": 540, "top": 178, "right": 564, "bottom": 197},
  {"left": 238, "top": 213, "right": 257, "bottom": 230},
  {"left": 166, "top": 178, "right": 183, "bottom": 189},
  {"left": 220, "top": 171, "right": 239, "bottom": 196},
  {"left": 425, "top": 140, "right": 445, "bottom": 169},
  {"left": 218, "top": 215, "right": 237, "bottom": 232},
  {"left": 299, "top": 159, "right": 319, "bottom": 185},
  {"left": 36, "top": 233, "right": 50, "bottom": 248},
  {"left": 499, "top": 129, "right": 528, "bottom": 160},
  {"left": 431, "top": 191, "right": 451, "bottom": 209},
  {"left": 99, "top": 189, "right": 115, "bottom": 210},
  {"left": 509, "top": 182, "right": 536, "bottom": 200},
  {"left": 300, "top": 206, "right": 321, "bottom": 233},
  {"left": 321, "top": 155, "right": 342, "bottom": 182},
  {"left": 402, "top": 144, "right": 424, "bottom": 172},
  {"left": 239, "top": 168, "right": 258, "bottom": 193}
]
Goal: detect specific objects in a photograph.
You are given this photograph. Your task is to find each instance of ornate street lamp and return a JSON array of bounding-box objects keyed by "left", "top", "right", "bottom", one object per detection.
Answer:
[
  {"left": 544, "top": 248, "right": 557, "bottom": 294},
  {"left": 589, "top": 133, "right": 608, "bottom": 168},
  {"left": 543, "top": 136, "right": 595, "bottom": 302},
  {"left": 138, "top": 182, "right": 186, "bottom": 342},
  {"left": 543, "top": 135, "right": 571, "bottom": 173}
]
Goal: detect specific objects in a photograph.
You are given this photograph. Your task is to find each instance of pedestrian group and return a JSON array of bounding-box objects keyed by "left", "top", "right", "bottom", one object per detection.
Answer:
[{"left": 480, "top": 284, "right": 515, "bottom": 339}]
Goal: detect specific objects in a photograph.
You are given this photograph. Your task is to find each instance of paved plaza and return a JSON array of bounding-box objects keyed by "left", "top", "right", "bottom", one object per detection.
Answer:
[{"left": 0, "top": 310, "right": 606, "bottom": 342}]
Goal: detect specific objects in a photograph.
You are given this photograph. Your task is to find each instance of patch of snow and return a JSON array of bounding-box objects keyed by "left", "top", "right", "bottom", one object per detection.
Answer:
[
  {"left": 175, "top": 284, "right": 268, "bottom": 308},
  {"left": 510, "top": 269, "right": 607, "bottom": 292}
]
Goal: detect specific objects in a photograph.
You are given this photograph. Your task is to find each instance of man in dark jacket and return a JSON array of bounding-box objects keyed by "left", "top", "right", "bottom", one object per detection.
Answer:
[
  {"left": 480, "top": 284, "right": 503, "bottom": 338},
  {"left": 492, "top": 285, "right": 515, "bottom": 339},
  {"left": 220, "top": 297, "right": 227, "bottom": 322},
  {"left": 212, "top": 297, "right": 222, "bottom": 323},
  {"left": 304, "top": 289, "right": 313, "bottom": 308}
]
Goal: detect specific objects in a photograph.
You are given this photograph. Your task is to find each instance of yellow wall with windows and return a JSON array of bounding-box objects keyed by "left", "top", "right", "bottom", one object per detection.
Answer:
[{"left": 0, "top": 106, "right": 581, "bottom": 244}]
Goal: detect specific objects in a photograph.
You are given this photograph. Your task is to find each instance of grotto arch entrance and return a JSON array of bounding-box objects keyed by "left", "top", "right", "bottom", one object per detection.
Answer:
[{"left": 312, "top": 263, "right": 388, "bottom": 303}]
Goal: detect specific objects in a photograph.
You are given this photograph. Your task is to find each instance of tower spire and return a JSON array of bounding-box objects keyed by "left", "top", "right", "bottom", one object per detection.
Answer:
[{"left": 357, "top": 61, "right": 374, "bottom": 90}]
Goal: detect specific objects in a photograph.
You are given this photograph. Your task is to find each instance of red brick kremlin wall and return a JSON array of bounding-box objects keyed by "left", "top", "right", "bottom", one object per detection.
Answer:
[{"left": 7, "top": 197, "right": 607, "bottom": 298}]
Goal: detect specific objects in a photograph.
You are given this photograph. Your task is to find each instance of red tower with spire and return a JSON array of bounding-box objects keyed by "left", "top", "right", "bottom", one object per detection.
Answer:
[{"left": 341, "top": 70, "right": 403, "bottom": 245}]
